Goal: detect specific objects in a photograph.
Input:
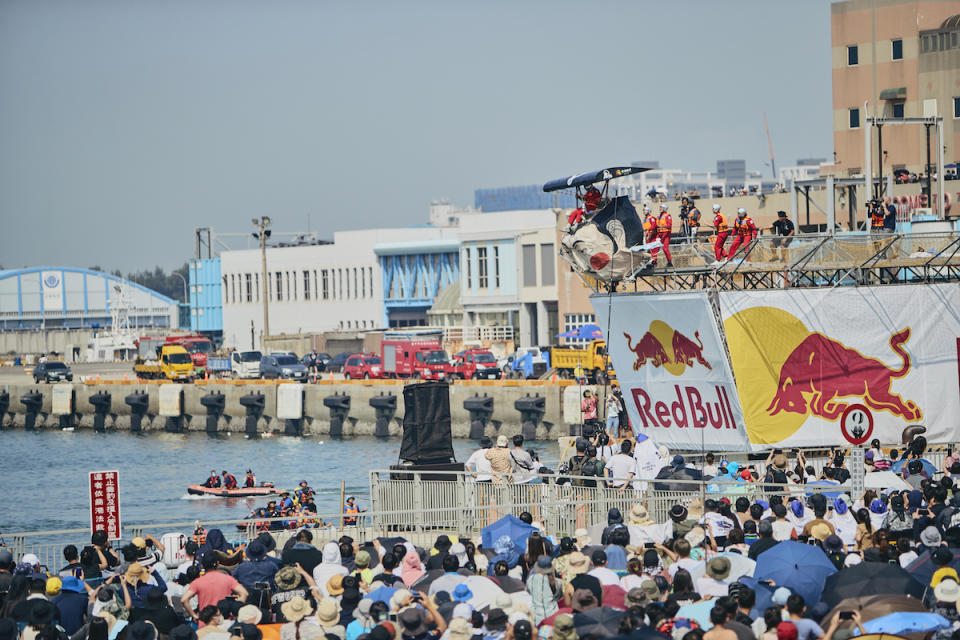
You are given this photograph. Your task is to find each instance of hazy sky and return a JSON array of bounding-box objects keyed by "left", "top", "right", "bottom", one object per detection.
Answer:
[{"left": 0, "top": 0, "right": 834, "bottom": 272}]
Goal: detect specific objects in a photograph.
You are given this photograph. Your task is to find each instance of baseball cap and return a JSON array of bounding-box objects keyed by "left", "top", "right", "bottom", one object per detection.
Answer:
[
  {"left": 132, "top": 537, "right": 147, "bottom": 549},
  {"left": 21, "top": 553, "right": 40, "bottom": 566}
]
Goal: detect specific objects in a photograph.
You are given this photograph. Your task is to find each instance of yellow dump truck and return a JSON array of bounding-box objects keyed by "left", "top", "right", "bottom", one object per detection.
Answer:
[
  {"left": 551, "top": 339, "right": 615, "bottom": 383},
  {"left": 133, "top": 345, "right": 196, "bottom": 381}
]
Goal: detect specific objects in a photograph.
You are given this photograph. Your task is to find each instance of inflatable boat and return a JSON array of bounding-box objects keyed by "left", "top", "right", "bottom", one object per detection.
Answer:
[{"left": 186, "top": 484, "right": 279, "bottom": 498}]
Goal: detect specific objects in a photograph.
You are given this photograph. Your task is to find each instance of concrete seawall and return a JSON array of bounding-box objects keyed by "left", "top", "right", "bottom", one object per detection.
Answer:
[{"left": 0, "top": 381, "right": 610, "bottom": 440}]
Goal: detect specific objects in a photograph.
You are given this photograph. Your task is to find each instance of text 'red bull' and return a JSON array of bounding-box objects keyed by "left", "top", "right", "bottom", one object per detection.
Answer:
[{"left": 631, "top": 385, "right": 737, "bottom": 429}]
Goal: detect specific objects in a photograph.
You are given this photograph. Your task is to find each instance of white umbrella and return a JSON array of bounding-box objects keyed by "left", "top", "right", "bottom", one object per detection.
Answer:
[
  {"left": 464, "top": 575, "right": 506, "bottom": 610},
  {"left": 862, "top": 470, "right": 911, "bottom": 492},
  {"left": 688, "top": 552, "right": 756, "bottom": 582}
]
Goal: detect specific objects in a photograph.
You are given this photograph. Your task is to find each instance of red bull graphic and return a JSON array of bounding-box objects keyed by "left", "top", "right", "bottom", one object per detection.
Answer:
[
  {"left": 624, "top": 321, "right": 711, "bottom": 375},
  {"left": 767, "top": 327, "right": 922, "bottom": 422},
  {"left": 631, "top": 385, "right": 737, "bottom": 430}
]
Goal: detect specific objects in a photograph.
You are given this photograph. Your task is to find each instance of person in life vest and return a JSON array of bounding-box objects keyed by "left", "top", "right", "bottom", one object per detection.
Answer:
[
  {"left": 566, "top": 185, "right": 605, "bottom": 229},
  {"left": 712, "top": 204, "right": 729, "bottom": 261},
  {"left": 243, "top": 470, "right": 256, "bottom": 488},
  {"left": 343, "top": 496, "right": 360, "bottom": 526},
  {"left": 681, "top": 197, "right": 701, "bottom": 241},
  {"left": 203, "top": 470, "right": 221, "bottom": 488},
  {"left": 642, "top": 205, "right": 658, "bottom": 242},
  {"left": 868, "top": 199, "right": 885, "bottom": 231},
  {"left": 222, "top": 470, "right": 238, "bottom": 490},
  {"left": 193, "top": 524, "right": 207, "bottom": 546},
  {"left": 727, "top": 208, "right": 758, "bottom": 259},
  {"left": 655, "top": 203, "right": 673, "bottom": 267}
]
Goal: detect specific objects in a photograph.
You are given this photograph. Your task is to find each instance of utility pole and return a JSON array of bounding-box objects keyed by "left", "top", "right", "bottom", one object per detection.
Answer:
[{"left": 252, "top": 217, "right": 272, "bottom": 346}]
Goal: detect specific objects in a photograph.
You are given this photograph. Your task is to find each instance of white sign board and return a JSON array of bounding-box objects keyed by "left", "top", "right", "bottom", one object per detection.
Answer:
[
  {"left": 276, "top": 384, "right": 303, "bottom": 419},
  {"left": 158, "top": 384, "right": 183, "bottom": 417},
  {"left": 593, "top": 292, "right": 750, "bottom": 451},
  {"left": 52, "top": 384, "right": 74, "bottom": 414},
  {"left": 41, "top": 271, "right": 64, "bottom": 312}
]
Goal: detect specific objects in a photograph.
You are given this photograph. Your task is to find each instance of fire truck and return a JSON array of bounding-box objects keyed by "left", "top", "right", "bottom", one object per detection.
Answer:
[{"left": 380, "top": 331, "right": 443, "bottom": 379}]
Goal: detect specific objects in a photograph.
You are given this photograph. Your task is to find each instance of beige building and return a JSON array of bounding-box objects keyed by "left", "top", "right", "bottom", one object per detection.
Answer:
[{"left": 831, "top": 0, "right": 960, "bottom": 177}]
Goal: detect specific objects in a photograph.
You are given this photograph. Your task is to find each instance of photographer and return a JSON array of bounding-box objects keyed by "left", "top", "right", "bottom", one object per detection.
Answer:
[{"left": 868, "top": 199, "right": 885, "bottom": 232}]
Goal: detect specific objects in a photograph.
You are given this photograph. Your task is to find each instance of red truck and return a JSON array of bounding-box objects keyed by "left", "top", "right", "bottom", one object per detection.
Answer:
[
  {"left": 451, "top": 348, "right": 501, "bottom": 380},
  {"left": 136, "top": 334, "right": 215, "bottom": 372},
  {"left": 381, "top": 332, "right": 443, "bottom": 379}
]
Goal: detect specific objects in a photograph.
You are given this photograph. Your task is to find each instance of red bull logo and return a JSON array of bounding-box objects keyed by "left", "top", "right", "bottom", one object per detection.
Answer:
[
  {"left": 767, "top": 327, "right": 923, "bottom": 422},
  {"left": 624, "top": 320, "right": 711, "bottom": 375}
]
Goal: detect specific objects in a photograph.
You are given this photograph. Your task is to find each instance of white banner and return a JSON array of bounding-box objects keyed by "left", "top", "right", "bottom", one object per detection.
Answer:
[
  {"left": 719, "top": 283, "right": 960, "bottom": 448},
  {"left": 41, "top": 270, "right": 63, "bottom": 312},
  {"left": 593, "top": 292, "right": 750, "bottom": 451}
]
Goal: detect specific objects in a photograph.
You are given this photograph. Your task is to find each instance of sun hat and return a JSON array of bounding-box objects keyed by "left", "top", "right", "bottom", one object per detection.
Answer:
[
  {"left": 625, "top": 587, "right": 649, "bottom": 608},
  {"left": 922, "top": 527, "right": 944, "bottom": 548},
  {"left": 132, "top": 537, "right": 147, "bottom": 550},
  {"left": 629, "top": 504, "right": 654, "bottom": 526},
  {"left": 773, "top": 453, "right": 788, "bottom": 470},
  {"left": 168, "top": 625, "right": 197, "bottom": 640},
  {"left": 669, "top": 504, "right": 689, "bottom": 522},
  {"left": 315, "top": 597, "right": 340, "bottom": 626},
  {"left": 809, "top": 523, "right": 832, "bottom": 542},
  {"left": 452, "top": 603, "right": 473, "bottom": 620},
  {"left": 535, "top": 555, "right": 554, "bottom": 574},
  {"left": 389, "top": 588, "right": 412, "bottom": 611},
  {"left": 574, "top": 528, "right": 592, "bottom": 546},
  {"left": 274, "top": 565, "right": 300, "bottom": 590},
  {"left": 21, "top": 553, "right": 40, "bottom": 566},
  {"left": 822, "top": 535, "right": 844, "bottom": 555},
  {"left": 126, "top": 621, "right": 157, "bottom": 640},
  {"left": 244, "top": 540, "right": 266, "bottom": 561},
  {"left": 552, "top": 615, "right": 577, "bottom": 640},
  {"left": 326, "top": 574, "right": 344, "bottom": 596},
  {"left": 125, "top": 562, "right": 151, "bottom": 585},
  {"left": 142, "top": 588, "right": 167, "bottom": 610},
  {"left": 935, "top": 578, "right": 960, "bottom": 603},
  {"left": 493, "top": 594, "right": 513, "bottom": 610},
  {"left": 684, "top": 526, "right": 706, "bottom": 548},
  {"left": 870, "top": 498, "right": 887, "bottom": 514},
  {"left": 446, "top": 617, "right": 472, "bottom": 640},
  {"left": 280, "top": 596, "right": 313, "bottom": 623},
  {"left": 237, "top": 605, "right": 262, "bottom": 625},
  {"left": 705, "top": 556, "right": 731, "bottom": 581},
  {"left": 565, "top": 551, "right": 589, "bottom": 575},
  {"left": 496, "top": 435, "right": 509, "bottom": 448},
  {"left": 844, "top": 553, "right": 863, "bottom": 567},
  {"left": 451, "top": 583, "right": 473, "bottom": 602},
  {"left": 398, "top": 607, "right": 429, "bottom": 636},
  {"left": 640, "top": 579, "right": 661, "bottom": 601}
]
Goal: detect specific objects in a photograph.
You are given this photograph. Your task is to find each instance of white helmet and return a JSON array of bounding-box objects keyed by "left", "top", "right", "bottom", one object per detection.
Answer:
[
  {"left": 659, "top": 203, "right": 668, "bottom": 211},
  {"left": 642, "top": 205, "right": 651, "bottom": 213},
  {"left": 712, "top": 204, "right": 721, "bottom": 212},
  {"left": 737, "top": 207, "right": 747, "bottom": 216}
]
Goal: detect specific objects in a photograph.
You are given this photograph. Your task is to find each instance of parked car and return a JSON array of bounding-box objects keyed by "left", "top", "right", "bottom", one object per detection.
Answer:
[
  {"left": 33, "top": 361, "right": 73, "bottom": 383},
  {"left": 301, "top": 352, "right": 332, "bottom": 372},
  {"left": 343, "top": 353, "right": 385, "bottom": 379},
  {"left": 326, "top": 352, "right": 352, "bottom": 373},
  {"left": 259, "top": 354, "right": 309, "bottom": 381},
  {"left": 231, "top": 350, "right": 262, "bottom": 379}
]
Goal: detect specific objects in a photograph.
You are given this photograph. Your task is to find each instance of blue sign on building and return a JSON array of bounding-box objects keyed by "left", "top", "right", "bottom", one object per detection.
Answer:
[{"left": 189, "top": 258, "right": 223, "bottom": 336}]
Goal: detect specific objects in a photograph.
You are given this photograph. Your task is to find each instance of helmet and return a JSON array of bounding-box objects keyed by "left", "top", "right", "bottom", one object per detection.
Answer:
[
  {"left": 712, "top": 204, "right": 721, "bottom": 212},
  {"left": 659, "top": 203, "right": 668, "bottom": 211},
  {"left": 737, "top": 208, "right": 747, "bottom": 216},
  {"left": 642, "top": 205, "right": 651, "bottom": 213}
]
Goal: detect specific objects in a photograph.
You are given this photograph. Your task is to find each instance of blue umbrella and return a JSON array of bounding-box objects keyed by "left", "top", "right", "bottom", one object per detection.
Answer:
[
  {"left": 861, "top": 612, "right": 951, "bottom": 635},
  {"left": 754, "top": 541, "right": 837, "bottom": 607},
  {"left": 741, "top": 578, "right": 777, "bottom": 620},
  {"left": 891, "top": 457, "right": 936, "bottom": 476},
  {"left": 677, "top": 600, "right": 715, "bottom": 630},
  {"left": 481, "top": 514, "right": 537, "bottom": 550},
  {"left": 556, "top": 324, "right": 604, "bottom": 340},
  {"left": 363, "top": 586, "right": 397, "bottom": 605}
]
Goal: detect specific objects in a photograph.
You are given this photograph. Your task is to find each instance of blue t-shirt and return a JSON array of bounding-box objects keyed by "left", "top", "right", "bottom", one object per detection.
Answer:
[
  {"left": 884, "top": 204, "right": 897, "bottom": 231},
  {"left": 792, "top": 617, "right": 824, "bottom": 640}
]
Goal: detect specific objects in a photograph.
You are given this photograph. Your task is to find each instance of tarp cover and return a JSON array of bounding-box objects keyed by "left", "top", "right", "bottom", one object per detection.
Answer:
[
  {"left": 400, "top": 382, "right": 455, "bottom": 463},
  {"left": 543, "top": 166, "right": 652, "bottom": 192}
]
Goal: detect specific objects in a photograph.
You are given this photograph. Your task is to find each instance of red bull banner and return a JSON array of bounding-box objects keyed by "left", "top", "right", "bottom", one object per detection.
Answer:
[
  {"left": 593, "top": 292, "right": 750, "bottom": 451},
  {"left": 720, "top": 283, "right": 960, "bottom": 448}
]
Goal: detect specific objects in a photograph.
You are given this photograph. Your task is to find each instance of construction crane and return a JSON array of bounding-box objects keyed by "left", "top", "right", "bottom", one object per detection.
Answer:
[{"left": 764, "top": 113, "right": 776, "bottom": 179}]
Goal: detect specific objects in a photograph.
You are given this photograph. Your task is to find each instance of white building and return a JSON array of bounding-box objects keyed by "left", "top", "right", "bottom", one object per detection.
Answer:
[
  {"left": 220, "top": 226, "right": 453, "bottom": 350},
  {"left": 458, "top": 210, "right": 559, "bottom": 348}
]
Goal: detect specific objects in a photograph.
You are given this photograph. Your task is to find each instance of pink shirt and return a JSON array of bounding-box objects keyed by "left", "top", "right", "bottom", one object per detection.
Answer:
[{"left": 192, "top": 570, "right": 240, "bottom": 612}]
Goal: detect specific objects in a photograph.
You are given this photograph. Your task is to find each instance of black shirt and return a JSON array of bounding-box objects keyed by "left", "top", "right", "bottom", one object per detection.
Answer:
[
  {"left": 747, "top": 537, "right": 779, "bottom": 561},
  {"left": 772, "top": 219, "right": 794, "bottom": 236},
  {"left": 280, "top": 547, "right": 324, "bottom": 575}
]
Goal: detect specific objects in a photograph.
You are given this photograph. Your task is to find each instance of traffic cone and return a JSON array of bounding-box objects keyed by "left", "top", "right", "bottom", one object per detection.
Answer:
[
  {"left": 551, "top": 371, "right": 558, "bottom": 382},
  {"left": 329, "top": 372, "right": 334, "bottom": 382}
]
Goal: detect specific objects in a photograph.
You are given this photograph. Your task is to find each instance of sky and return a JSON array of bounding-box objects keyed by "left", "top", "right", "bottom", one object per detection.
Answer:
[{"left": 0, "top": 0, "right": 835, "bottom": 272}]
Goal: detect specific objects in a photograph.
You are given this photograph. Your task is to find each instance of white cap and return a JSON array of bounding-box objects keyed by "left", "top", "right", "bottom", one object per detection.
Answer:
[
  {"left": 659, "top": 203, "right": 668, "bottom": 210},
  {"left": 712, "top": 204, "right": 721, "bottom": 211},
  {"left": 22, "top": 553, "right": 40, "bottom": 566},
  {"left": 737, "top": 208, "right": 747, "bottom": 215}
]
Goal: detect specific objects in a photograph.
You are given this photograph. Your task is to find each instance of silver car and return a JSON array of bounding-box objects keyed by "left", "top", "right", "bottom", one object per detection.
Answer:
[{"left": 260, "top": 354, "right": 309, "bottom": 380}]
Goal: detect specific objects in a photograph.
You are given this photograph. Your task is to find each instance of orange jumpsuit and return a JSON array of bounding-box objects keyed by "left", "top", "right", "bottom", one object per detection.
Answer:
[
  {"left": 728, "top": 216, "right": 758, "bottom": 258},
  {"left": 714, "top": 213, "right": 729, "bottom": 260}
]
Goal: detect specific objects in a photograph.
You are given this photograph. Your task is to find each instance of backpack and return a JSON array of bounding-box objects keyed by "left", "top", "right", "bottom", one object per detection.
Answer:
[
  {"left": 873, "top": 459, "right": 891, "bottom": 471},
  {"left": 582, "top": 458, "right": 600, "bottom": 478},
  {"left": 568, "top": 455, "right": 588, "bottom": 477}
]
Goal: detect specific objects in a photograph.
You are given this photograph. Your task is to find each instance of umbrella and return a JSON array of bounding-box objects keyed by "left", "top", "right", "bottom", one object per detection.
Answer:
[
  {"left": 572, "top": 608, "right": 627, "bottom": 637},
  {"left": 557, "top": 324, "right": 604, "bottom": 340},
  {"left": 677, "top": 600, "right": 715, "bottom": 630},
  {"left": 863, "top": 470, "right": 911, "bottom": 492},
  {"left": 481, "top": 514, "right": 537, "bottom": 550},
  {"left": 363, "top": 585, "right": 397, "bottom": 605},
  {"left": 891, "top": 457, "right": 936, "bottom": 477},
  {"left": 689, "top": 553, "right": 756, "bottom": 582},
  {"left": 754, "top": 541, "right": 837, "bottom": 607},
  {"left": 602, "top": 585, "right": 628, "bottom": 610},
  {"left": 863, "top": 612, "right": 951, "bottom": 635},
  {"left": 820, "top": 562, "right": 924, "bottom": 608},
  {"left": 742, "top": 578, "right": 777, "bottom": 620},
  {"left": 409, "top": 569, "right": 444, "bottom": 593},
  {"left": 464, "top": 575, "right": 505, "bottom": 610},
  {"left": 486, "top": 575, "right": 526, "bottom": 594},
  {"left": 821, "top": 594, "right": 927, "bottom": 627},
  {"left": 906, "top": 548, "right": 960, "bottom": 586}
]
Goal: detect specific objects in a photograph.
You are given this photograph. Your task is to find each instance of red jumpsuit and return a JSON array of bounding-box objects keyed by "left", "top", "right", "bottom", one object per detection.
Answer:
[
  {"left": 644, "top": 214, "right": 658, "bottom": 243},
  {"left": 656, "top": 213, "right": 672, "bottom": 263},
  {"left": 714, "top": 213, "right": 729, "bottom": 260},
  {"left": 728, "top": 216, "right": 758, "bottom": 259}
]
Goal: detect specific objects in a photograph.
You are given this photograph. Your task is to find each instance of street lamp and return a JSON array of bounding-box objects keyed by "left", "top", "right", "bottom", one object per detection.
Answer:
[
  {"left": 172, "top": 272, "right": 188, "bottom": 303},
  {"left": 252, "top": 216, "right": 272, "bottom": 345}
]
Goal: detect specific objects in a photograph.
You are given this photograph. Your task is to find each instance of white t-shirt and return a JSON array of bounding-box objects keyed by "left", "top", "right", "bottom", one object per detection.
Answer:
[
  {"left": 620, "top": 573, "right": 646, "bottom": 592},
  {"left": 588, "top": 567, "right": 621, "bottom": 586},
  {"left": 466, "top": 448, "right": 492, "bottom": 482},
  {"left": 668, "top": 556, "right": 698, "bottom": 578},
  {"left": 696, "top": 576, "right": 731, "bottom": 598},
  {"left": 898, "top": 550, "right": 919, "bottom": 568},
  {"left": 606, "top": 454, "right": 636, "bottom": 486},
  {"left": 771, "top": 520, "right": 796, "bottom": 542},
  {"left": 704, "top": 512, "right": 736, "bottom": 539},
  {"left": 702, "top": 464, "right": 720, "bottom": 478}
]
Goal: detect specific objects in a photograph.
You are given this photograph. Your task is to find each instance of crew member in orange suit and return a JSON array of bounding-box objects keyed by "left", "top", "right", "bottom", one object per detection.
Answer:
[
  {"left": 656, "top": 203, "right": 673, "bottom": 267},
  {"left": 713, "top": 203, "right": 729, "bottom": 261},
  {"left": 727, "top": 207, "right": 758, "bottom": 260}
]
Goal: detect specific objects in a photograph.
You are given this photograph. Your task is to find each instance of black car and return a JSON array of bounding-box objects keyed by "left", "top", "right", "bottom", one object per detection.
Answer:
[
  {"left": 326, "top": 352, "right": 351, "bottom": 373},
  {"left": 33, "top": 361, "right": 73, "bottom": 383}
]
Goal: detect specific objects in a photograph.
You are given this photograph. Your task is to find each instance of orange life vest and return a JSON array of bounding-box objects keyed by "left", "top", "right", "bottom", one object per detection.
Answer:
[{"left": 714, "top": 213, "right": 728, "bottom": 233}]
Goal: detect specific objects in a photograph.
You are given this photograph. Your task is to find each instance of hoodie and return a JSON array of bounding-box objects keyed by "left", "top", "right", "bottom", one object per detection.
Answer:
[
  {"left": 400, "top": 551, "right": 424, "bottom": 588},
  {"left": 311, "top": 542, "right": 347, "bottom": 597},
  {"left": 600, "top": 508, "right": 626, "bottom": 545}
]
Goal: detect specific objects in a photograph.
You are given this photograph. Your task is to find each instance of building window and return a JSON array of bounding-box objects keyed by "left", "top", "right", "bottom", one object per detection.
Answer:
[
  {"left": 313, "top": 270, "right": 318, "bottom": 300},
  {"left": 254, "top": 273, "right": 259, "bottom": 302},
  {"left": 522, "top": 244, "right": 537, "bottom": 287},
  {"left": 493, "top": 246, "right": 500, "bottom": 288},
  {"left": 275, "top": 272, "right": 282, "bottom": 301},
  {"left": 321, "top": 270, "right": 329, "bottom": 299},
  {"left": 892, "top": 102, "right": 904, "bottom": 119},
  {"left": 477, "top": 247, "right": 488, "bottom": 288},
  {"left": 339, "top": 269, "right": 343, "bottom": 299},
  {"left": 847, "top": 44, "right": 858, "bottom": 66},
  {"left": 465, "top": 248, "right": 472, "bottom": 288},
  {"left": 222, "top": 276, "right": 228, "bottom": 304},
  {"left": 540, "top": 244, "right": 555, "bottom": 286},
  {"left": 303, "top": 270, "right": 311, "bottom": 300},
  {"left": 361, "top": 267, "right": 366, "bottom": 298},
  {"left": 285, "top": 272, "right": 291, "bottom": 301},
  {"left": 229, "top": 275, "right": 234, "bottom": 303},
  {"left": 353, "top": 268, "right": 358, "bottom": 299},
  {"left": 849, "top": 108, "right": 860, "bottom": 129},
  {"left": 892, "top": 38, "right": 903, "bottom": 60},
  {"left": 368, "top": 267, "right": 373, "bottom": 297},
  {"left": 954, "top": 97, "right": 960, "bottom": 118},
  {"left": 245, "top": 274, "right": 252, "bottom": 302}
]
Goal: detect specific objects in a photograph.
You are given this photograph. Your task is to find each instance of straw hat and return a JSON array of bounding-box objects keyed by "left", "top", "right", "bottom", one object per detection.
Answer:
[
  {"left": 706, "top": 556, "right": 731, "bottom": 581},
  {"left": 565, "top": 551, "right": 589, "bottom": 576},
  {"left": 237, "top": 605, "right": 262, "bottom": 625},
  {"left": 125, "top": 563, "right": 151, "bottom": 585},
  {"left": 280, "top": 596, "right": 312, "bottom": 623},
  {"left": 629, "top": 504, "right": 654, "bottom": 526},
  {"left": 315, "top": 597, "right": 340, "bottom": 626},
  {"left": 574, "top": 528, "right": 592, "bottom": 547},
  {"left": 326, "top": 575, "right": 344, "bottom": 596},
  {"left": 809, "top": 522, "right": 832, "bottom": 542},
  {"left": 935, "top": 579, "right": 960, "bottom": 603}
]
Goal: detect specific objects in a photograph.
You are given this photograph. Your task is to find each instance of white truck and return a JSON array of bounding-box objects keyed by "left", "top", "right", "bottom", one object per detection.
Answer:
[{"left": 230, "top": 350, "right": 262, "bottom": 379}]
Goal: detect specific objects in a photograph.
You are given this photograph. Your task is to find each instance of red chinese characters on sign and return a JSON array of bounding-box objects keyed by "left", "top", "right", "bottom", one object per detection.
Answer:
[{"left": 89, "top": 471, "right": 121, "bottom": 539}]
